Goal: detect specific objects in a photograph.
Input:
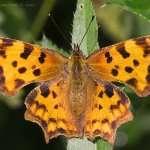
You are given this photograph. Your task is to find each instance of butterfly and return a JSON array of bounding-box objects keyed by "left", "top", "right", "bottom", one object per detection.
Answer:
[{"left": 0, "top": 36, "right": 150, "bottom": 144}]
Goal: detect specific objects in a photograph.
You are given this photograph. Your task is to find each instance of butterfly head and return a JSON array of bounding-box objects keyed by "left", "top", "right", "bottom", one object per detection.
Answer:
[{"left": 72, "top": 44, "right": 83, "bottom": 56}]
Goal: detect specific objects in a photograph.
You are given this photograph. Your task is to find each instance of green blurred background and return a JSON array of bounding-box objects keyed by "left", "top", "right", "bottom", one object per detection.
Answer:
[{"left": 0, "top": 0, "right": 150, "bottom": 150}]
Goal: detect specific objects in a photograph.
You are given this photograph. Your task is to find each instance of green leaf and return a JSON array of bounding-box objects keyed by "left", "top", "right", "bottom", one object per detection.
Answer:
[
  {"left": 67, "top": 138, "right": 96, "bottom": 150},
  {"left": 96, "top": 140, "right": 113, "bottom": 150},
  {"left": 107, "top": 0, "right": 150, "bottom": 21},
  {"left": 37, "top": 36, "right": 70, "bottom": 57},
  {"left": 71, "top": 0, "right": 99, "bottom": 56}
]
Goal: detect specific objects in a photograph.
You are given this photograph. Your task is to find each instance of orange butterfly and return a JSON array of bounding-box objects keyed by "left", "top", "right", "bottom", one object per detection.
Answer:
[{"left": 0, "top": 36, "right": 149, "bottom": 144}]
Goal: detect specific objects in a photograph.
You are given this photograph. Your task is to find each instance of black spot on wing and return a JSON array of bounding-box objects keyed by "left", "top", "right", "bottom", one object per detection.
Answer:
[
  {"left": 15, "top": 79, "right": 25, "bottom": 88},
  {"left": 31, "top": 65, "right": 36, "bottom": 69},
  {"left": 143, "top": 47, "right": 150, "bottom": 57},
  {"left": 105, "top": 52, "right": 113, "bottom": 63},
  {"left": 110, "top": 105, "right": 118, "bottom": 111},
  {"left": 115, "top": 65, "right": 119, "bottom": 69},
  {"left": 0, "top": 38, "right": 14, "bottom": 48},
  {"left": 38, "top": 52, "right": 46, "bottom": 64},
  {"left": 52, "top": 91, "right": 57, "bottom": 99},
  {"left": 102, "top": 118, "right": 109, "bottom": 124},
  {"left": 54, "top": 104, "right": 58, "bottom": 109},
  {"left": 12, "top": 61, "right": 17, "bottom": 67},
  {"left": 117, "top": 100, "right": 121, "bottom": 107},
  {"left": 18, "top": 67, "right": 27, "bottom": 74},
  {"left": 60, "top": 119, "right": 67, "bottom": 124},
  {"left": 99, "top": 105, "right": 103, "bottom": 110},
  {"left": 33, "top": 69, "right": 41, "bottom": 76},
  {"left": 20, "top": 43, "right": 33, "bottom": 59},
  {"left": 26, "top": 90, "right": 38, "bottom": 105},
  {"left": 98, "top": 91, "right": 103, "bottom": 98},
  {"left": 0, "top": 38, "right": 13, "bottom": 59},
  {"left": 105, "top": 52, "right": 110, "bottom": 57},
  {"left": 111, "top": 68, "right": 118, "bottom": 76},
  {"left": 92, "top": 119, "right": 98, "bottom": 124},
  {"left": 111, "top": 120, "right": 117, "bottom": 129},
  {"left": 49, "top": 118, "right": 57, "bottom": 123},
  {"left": 34, "top": 102, "right": 47, "bottom": 112},
  {"left": 133, "top": 59, "right": 139, "bottom": 66},
  {"left": 0, "top": 50, "right": 6, "bottom": 58},
  {"left": 125, "top": 66, "right": 133, "bottom": 73},
  {"left": 126, "top": 78, "right": 137, "bottom": 87},
  {"left": 105, "top": 83, "right": 114, "bottom": 98},
  {"left": 40, "top": 83, "right": 50, "bottom": 98},
  {"left": 38, "top": 104, "right": 47, "bottom": 111},
  {"left": 117, "top": 45, "right": 130, "bottom": 58},
  {"left": 107, "top": 57, "right": 112, "bottom": 63},
  {"left": 135, "top": 37, "right": 146, "bottom": 45}
]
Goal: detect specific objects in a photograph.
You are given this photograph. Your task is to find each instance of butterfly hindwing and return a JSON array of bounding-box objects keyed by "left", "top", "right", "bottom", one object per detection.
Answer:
[
  {"left": 0, "top": 38, "right": 68, "bottom": 96},
  {"left": 84, "top": 78, "right": 133, "bottom": 143},
  {"left": 87, "top": 36, "right": 150, "bottom": 97},
  {"left": 25, "top": 78, "right": 82, "bottom": 143}
]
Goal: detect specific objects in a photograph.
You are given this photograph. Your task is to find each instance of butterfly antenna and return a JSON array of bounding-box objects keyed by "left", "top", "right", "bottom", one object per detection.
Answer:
[
  {"left": 79, "top": 16, "right": 95, "bottom": 48},
  {"left": 48, "top": 14, "right": 71, "bottom": 49}
]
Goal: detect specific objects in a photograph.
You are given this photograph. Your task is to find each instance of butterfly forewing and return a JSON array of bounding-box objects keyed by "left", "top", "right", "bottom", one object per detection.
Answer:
[
  {"left": 87, "top": 36, "right": 150, "bottom": 97},
  {"left": 0, "top": 38, "right": 69, "bottom": 96}
]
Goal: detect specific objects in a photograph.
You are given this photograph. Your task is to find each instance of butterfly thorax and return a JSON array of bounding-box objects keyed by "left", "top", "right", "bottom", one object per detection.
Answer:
[
  {"left": 68, "top": 47, "right": 87, "bottom": 118},
  {"left": 71, "top": 45, "right": 85, "bottom": 80}
]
